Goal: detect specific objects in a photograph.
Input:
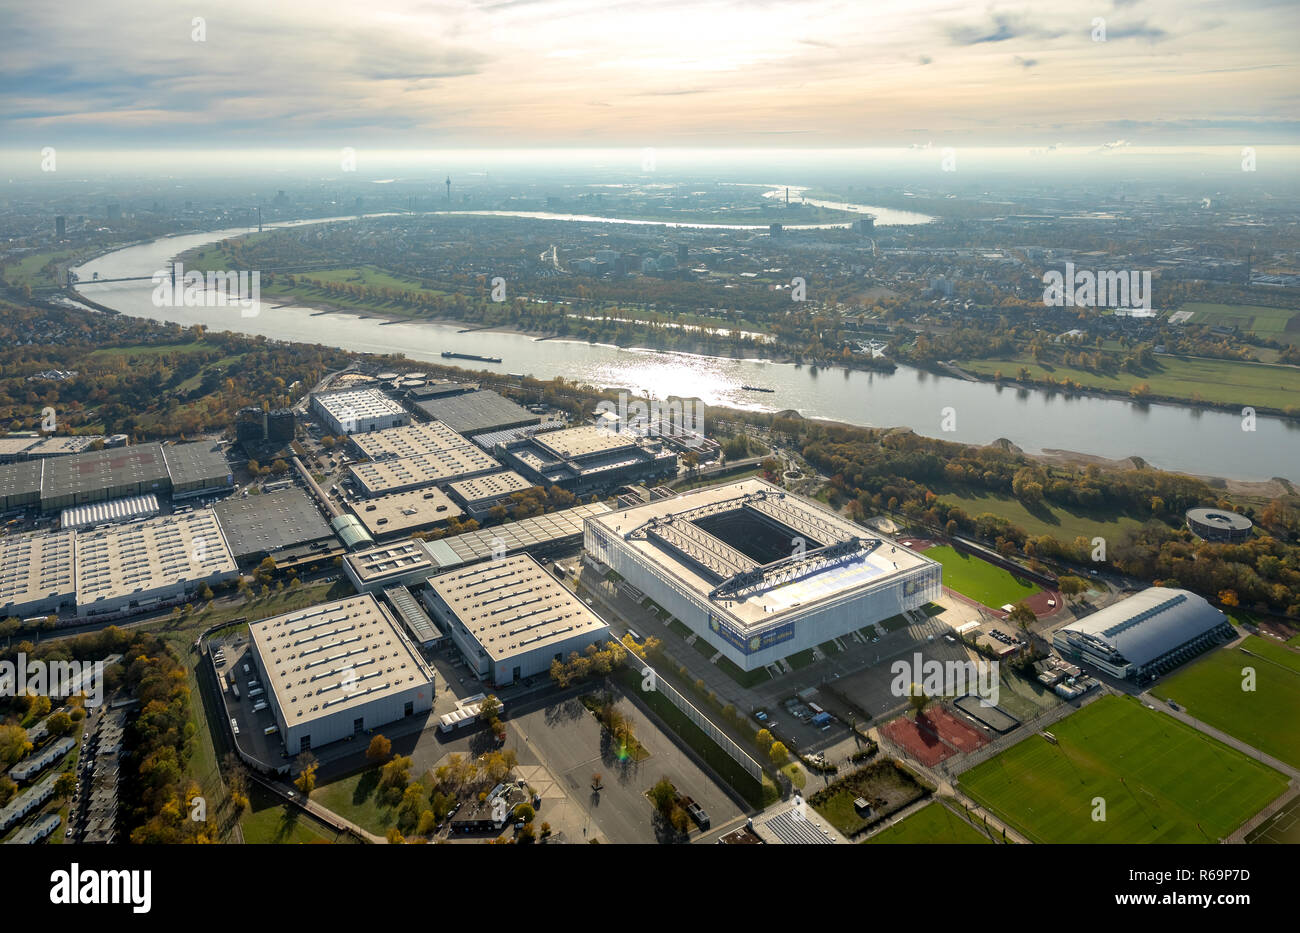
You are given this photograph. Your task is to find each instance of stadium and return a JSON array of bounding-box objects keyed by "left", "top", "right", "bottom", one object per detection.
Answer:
[
  {"left": 1052, "top": 587, "right": 1233, "bottom": 684},
  {"left": 584, "top": 479, "right": 942, "bottom": 671}
]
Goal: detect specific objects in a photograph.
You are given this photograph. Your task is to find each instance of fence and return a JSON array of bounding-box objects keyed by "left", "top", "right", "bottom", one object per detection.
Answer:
[{"left": 633, "top": 657, "right": 766, "bottom": 784}]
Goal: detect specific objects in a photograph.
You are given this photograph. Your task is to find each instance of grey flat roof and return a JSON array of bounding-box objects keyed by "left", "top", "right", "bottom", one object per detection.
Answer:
[
  {"left": 161, "top": 441, "right": 232, "bottom": 488},
  {"left": 415, "top": 389, "right": 540, "bottom": 435},
  {"left": 214, "top": 487, "right": 334, "bottom": 558},
  {"left": 41, "top": 443, "right": 170, "bottom": 500},
  {"left": 351, "top": 421, "right": 477, "bottom": 461},
  {"left": 348, "top": 486, "right": 463, "bottom": 537}
]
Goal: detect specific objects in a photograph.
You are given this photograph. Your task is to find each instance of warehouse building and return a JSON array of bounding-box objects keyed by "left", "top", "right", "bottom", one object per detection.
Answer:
[
  {"left": 0, "top": 441, "right": 233, "bottom": 512},
  {"left": 382, "top": 585, "right": 446, "bottom": 648},
  {"left": 0, "top": 529, "right": 77, "bottom": 619},
  {"left": 38, "top": 443, "right": 171, "bottom": 511},
  {"left": 424, "top": 552, "right": 610, "bottom": 686},
  {"left": 499, "top": 424, "right": 678, "bottom": 496},
  {"left": 0, "top": 460, "right": 42, "bottom": 511},
  {"left": 74, "top": 510, "right": 238, "bottom": 619},
  {"left": 347, "top": 445, "right": 500, "bottom": 497},
  {"left": 350, "top": 420, "right": 477, "bottom": 462},
  {"left": 213, "top": 487, "right": 334, "bottom": 561},
  {"left": 348, "top": 487, "right": 463, "bottom": 539},
  {"left": 0, "top": 435, "right": 103, "bottom": 464},
  {"left": 343, "top": 538, "right": 440, "bottom": 592},
  {"left": 414, "top": 389, "right": 540, "bottom": 436},
  {"left": 161, "top": 442, "right": 233, "bottom": 499},
  {"left": 311, "top": 388, "right": 410, "bottom": 436},
  {"left": 1052, "top": 587, "right": 1233, "bottom": 684},
  {"left": 446, "top": 470, "right": 536, "bottom": 519},
  {"left": 247, "top": 594, "right": 436, "bottom": 755},
  {"left": 584, "top": 479, "right": 941, "bottom": 671}
]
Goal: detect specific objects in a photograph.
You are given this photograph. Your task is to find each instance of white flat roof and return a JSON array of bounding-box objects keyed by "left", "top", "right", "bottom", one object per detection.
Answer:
[
  {"left": 426, "top": 553, "right": 608, "bottom": 664},
  {"left": 0, "top": 529, "right": 76, "bottom": 613},
  {"left": 351, "top": 421, "right": 476, "bottom": 461},
  {"left": 534, "top": 425, "right": 638, "bottom": 460},
  {"left": 249, "top": 593, "right": 434, "bottom": 726}
]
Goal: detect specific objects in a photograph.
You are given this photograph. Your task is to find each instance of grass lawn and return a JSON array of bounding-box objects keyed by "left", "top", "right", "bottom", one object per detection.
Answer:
[
  {"left": 667, "top": 619, "right": 693, "bottom": 639},
  {"left": 691, "top": 636, "right": 718, "bottom": 659},
  {"left": 962, "top": 352, "right": 1300, "bottom": 413},
  {"left": 810, "top": 759, "right": 928, "bottom": 837},
  {"left": 960, "top": 695, "right": 1287, "bottom": 843},
  {"left": 931, "top": 484, "right": 1148, "bottom": 544},
  {"left": 716, "top": 655, "right": 771, "bottom": 688},
  {"left": 880, "top": 614, "right": 910, "bottom": 632},
  {"left": 1152, "top": 635, "right": 1300, "bottom": 770},
  {"left": 786, "top": 648, "right": 816, "bottom": 670},
  {"left": 1177, "top": 302, "right": 1299, "bottom": 338},
  {"left": 242, "top": 784, "right": 347, "bottom": 844},
  {"left": 866, "top": 800, "right": 994, "bottom": 844},
  {"left": 781, "top": 763, "right": 807, "bottom": 789},
  {"left": 311, "top": 767, "right": 399, "bottom": 836},
  {"left": 818, "top": 640, "right": 843, "bottom": 655},
  {"left": 923, "top": 545, "right": 1041, "bottom": 608}
]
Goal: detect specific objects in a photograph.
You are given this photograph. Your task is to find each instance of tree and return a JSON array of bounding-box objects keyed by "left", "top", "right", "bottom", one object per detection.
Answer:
[
  {"left": 46, "top": 711, "right": 73, "bottom": 737},
  {"left": 1218, "top": 589, "right": 1240, "bottom": 607},
  {"left": 907, "top": 683, "right": 931, "bottom": 717},
  {"left": 1057, "top": 575, "right": 1088, "bottom": 603},
  {"left": 386, "top": 827, "right": 406, "bottom": 844},
  {"left": 513, "top": 802, "right": 536, "bottom": 823},
  {"left": 54, "top": 770, "right": 77, "bottom": 798},
  {"left": 0, "top": 724, "right": 32, "bottom": 766},
  {"left": 755, "top": 728, "right": 774, "bottom": 753},
  {"left": 295, "top": 762, "right": 318, "bottom": 795},
  {"left": 417, "top": 810, "right": 438, "bottom": 836},
  {"left": 1007, "top": 602, "right": 1036, "bottom": 633},
  {"left": 769, "top": 741, "right": 789, "bottom": 766},
  {"left": 648, "top": 777, "right": 676, "bottom": 814},
  {"left": 366, "top": 734, "right": 392, "bottom": 763},
  {"left": 380, "top": 754, "right": 413, "bottom": 792},
  {"left": 479, "top": 694, "right": 502, "bottom": 727}
]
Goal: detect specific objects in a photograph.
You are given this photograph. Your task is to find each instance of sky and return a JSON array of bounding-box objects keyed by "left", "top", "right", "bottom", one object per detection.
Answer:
[{"left": 2, "top": 0, "right": 1298, "bottom": 154}]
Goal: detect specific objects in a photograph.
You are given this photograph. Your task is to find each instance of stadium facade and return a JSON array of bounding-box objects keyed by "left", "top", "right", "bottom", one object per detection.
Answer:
[
  {"left": 1052, "top": 587, "right": 1232, "bottom": 683},
  {"left": 584, "top": 479, "right": 941, "bottom": 671}
]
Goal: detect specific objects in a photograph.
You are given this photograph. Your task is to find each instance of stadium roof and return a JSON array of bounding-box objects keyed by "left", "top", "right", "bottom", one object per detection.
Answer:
[
  {"left": 587, "top": 479, "right": 934, "bottom": 630},
  {"left": 1054, "top": 587, "right": 1226, "bottom": 669}
]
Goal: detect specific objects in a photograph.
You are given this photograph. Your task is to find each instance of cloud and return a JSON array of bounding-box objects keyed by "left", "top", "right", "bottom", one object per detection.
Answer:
[
  {"left": 918, "top": 55, "right": 933, "bottom": 65},
  {"left": 1013, "top": 56, "right": 1037, "bottom": 69},
  {"left": 1105, "top": 20, "right": 1170, "bottom": 42},
  {"left": 946, "top": 12, "right": 1063, "bottom": 45}
]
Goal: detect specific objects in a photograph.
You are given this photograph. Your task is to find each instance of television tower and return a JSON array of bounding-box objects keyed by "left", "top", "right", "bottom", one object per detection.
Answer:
[{"left": 445, "top": 176, "right": 451, "bottom": 204}]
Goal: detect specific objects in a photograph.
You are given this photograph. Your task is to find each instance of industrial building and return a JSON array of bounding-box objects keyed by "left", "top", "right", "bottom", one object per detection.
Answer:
[
  {"left": 0, "top": 441, "right": 233, "bottom": 512},
  {"left": 342, "top": 502, "right": 611, "bottom": 591},
  {"left": 1185, "top": 508, "right": 1254, "bottom": 543},
  {"left": 497, "top": 424, "right": 678, "bottom": 496},
  {"left": 423, "top": 552, "right": 610, "bottom": 686},
  {"left": 0, "top": 435, "right": 103, "bottom": 464},
  {"left": 584, "top": 479, "right": 942, "bottom": 671},
  {"left": 74, "top": 510, "right": 239, "bottom": 619},
  {"left": 414, "top": 389, "right": 541, "bottom": 436},
  {"left": 446, "top": 470, "right": 536, "bottom": 519},
  {"left": 0, "top": 529, "right": 77, "bottom": 619},
  {"left": 350, "top": 420, "right": 477, "bottom": 462},
  {"left": 213, "top": 487, "right": 335, "bottom": 560},
  {"left": 1052, "top": 587, "right": 1233, "bottom": 684},
  {"left": 347, "top": 445, "right": 500, "bottom": 497},
  {"left": 382, "top": 585, "right": 446, "bottom": 648},
  {"left": 246, "top": 594, "right": 436, "bottom": 754},
  {"left": 311, "top": 388, "right": 410, "bottom": 436},
  {"left": 348, "top": 486, "right": 463, "bottom": 539}
]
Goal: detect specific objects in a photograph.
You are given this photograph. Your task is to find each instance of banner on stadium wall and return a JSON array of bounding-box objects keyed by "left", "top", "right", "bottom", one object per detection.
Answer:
[{"left": 708, "top": 612, "right": 794, "bottom": 655}]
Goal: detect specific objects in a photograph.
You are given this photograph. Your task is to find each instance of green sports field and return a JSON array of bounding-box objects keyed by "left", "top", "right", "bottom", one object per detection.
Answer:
[
  {"left": 1152, "top": 635, "right": 1300, "bottom": 770},
  {"left": 865, "top": 801, "right": 994, "bottom": 844},
  {"left": 923, "top": 545, "right": 1041, "bottom": 608},
  {"left": 1177, "top": 302, "right": 1299, "bottom": 337},
  {"left": 960, "top": 695, "right": 1287, "bottom": 843}
]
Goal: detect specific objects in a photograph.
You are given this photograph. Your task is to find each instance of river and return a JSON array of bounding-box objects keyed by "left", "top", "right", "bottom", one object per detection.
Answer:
[{"left": 71, "top": 217, "right": 1300, "bottom": 483}]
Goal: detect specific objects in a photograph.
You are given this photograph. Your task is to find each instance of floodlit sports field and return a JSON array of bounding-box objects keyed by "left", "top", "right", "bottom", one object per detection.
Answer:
[
  {"left": 922, "top": 545, "right": 1040, "bottom": 608},
  {"left": 959, "top": 695, "right": 1287, "bottom": 843},
  {"left": 1152, "top": 634, "right": 1300, "bottom": 770},
  {"left": 865, "top": 800, "right": 993, "bottom": 845}
]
